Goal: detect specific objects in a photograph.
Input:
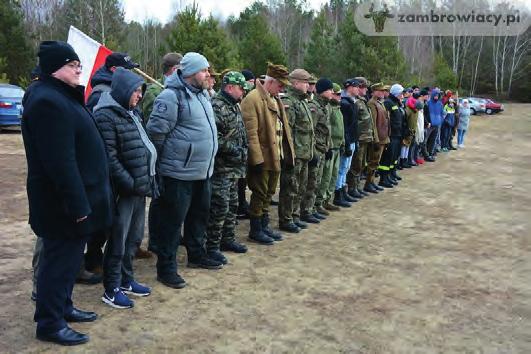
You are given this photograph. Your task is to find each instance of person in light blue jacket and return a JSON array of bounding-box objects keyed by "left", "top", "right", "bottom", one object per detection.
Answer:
[
  {"left": 146, "top": 52, "right": 221, "bottom": 289},
  {"left": 457, "top": 99, "right": 471, "bottom": 148}
]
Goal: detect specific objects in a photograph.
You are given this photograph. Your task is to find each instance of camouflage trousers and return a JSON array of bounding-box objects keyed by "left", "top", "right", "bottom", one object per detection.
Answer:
[
  {"left": 301, "top": 151, "right": 325, "bottom": 216},
  {"left": 206, "top": 174, "right": 238, "bottom": 251},
  {"left": 316, "top": 149, "right": 340, "bottom": 207},
  {"left": 366, "top": 143, "right": 385, "bottom": 186},
  {"left": 347, "top": 141, "right": 369, "bottom": 190},
  {"left": 278, "top": 158, "right": 308, "bottom": 225}
]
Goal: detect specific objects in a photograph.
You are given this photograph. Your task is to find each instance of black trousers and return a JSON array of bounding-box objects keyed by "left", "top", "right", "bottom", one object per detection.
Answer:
[
  {"left": 237, "top": 178, "right": 247, "bottom": 207},
  {"left": 35, "top": 234, "right": 90, "bottom": 334},
  {"left": 84, "top": 229, "right": 107, "bottom": 271},
  {"left": 379, "top": 137, "right": 401, "bottom": 170},
  {"left": 147, "top": 197, "right": 160, "bottom": 253},
  {"left": 156, "top": 177, "right": 211, "bottom": 277},
  {"left": 426, "top": 125, "right": 439, "bottom": 156}
]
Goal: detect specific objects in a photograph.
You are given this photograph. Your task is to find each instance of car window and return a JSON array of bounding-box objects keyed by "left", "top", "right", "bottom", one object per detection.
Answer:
[{"left": 0, "top": 87, "right": 25, "bottom": 98}]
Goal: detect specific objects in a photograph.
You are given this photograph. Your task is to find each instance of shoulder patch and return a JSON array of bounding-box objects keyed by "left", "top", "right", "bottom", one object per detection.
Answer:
[{"left": 156, "top": 102, "right": 168, "bottom": 113}]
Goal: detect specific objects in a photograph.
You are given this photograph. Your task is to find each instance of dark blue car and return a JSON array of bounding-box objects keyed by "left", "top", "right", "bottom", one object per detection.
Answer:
[{"left": 0, "top": 84, "right": 24, "bottom": 129}]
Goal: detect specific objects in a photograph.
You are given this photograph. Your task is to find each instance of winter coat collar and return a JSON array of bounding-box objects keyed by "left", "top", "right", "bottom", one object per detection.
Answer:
[
  {"left": 287, "top": 86, "right": 308, "bottom": 100},
  {"left": 40, "top": 74, "right": 86, "bottom": 105},
  {"left": 219, "top": 89, "right": 239, "bottom": 105}
]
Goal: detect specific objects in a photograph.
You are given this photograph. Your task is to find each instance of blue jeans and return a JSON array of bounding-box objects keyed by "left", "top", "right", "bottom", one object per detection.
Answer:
[
  {"left": 457, "top": 129, "right": 467, "bottom": 145},
  {"left": 336, "top": 142, "right": 356, "bottom": 190}
]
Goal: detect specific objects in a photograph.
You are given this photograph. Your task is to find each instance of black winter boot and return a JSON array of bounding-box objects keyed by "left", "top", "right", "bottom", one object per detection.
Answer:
[
  {"left": 343, "top": 186, "right": 358, "bottom": 202},
  {"left": 391, "top": 169, "right": 402, "bottom": 181},
  {"left": 249, "top": 217, "right": 274, "bottom": 245},
  {"left": 261, "top": 214, "right": 283, "bottom": 241},
  {"left": 333, "top": 189, "right": 351, "bottom": 208},
  {"left": 379, "top": 172, "right": 394, "bottom": 188},
  {"left": 363, "top": 183, "right": 379, "bottom": 194},
  {"left": 387, "top": 173, "right": 398, "bottom": 186},
  {"left": 348, "top": 188, "right": 363, "bottom": 199}
]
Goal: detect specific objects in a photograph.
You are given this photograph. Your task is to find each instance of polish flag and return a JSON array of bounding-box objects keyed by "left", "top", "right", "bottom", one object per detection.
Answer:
[{"left": 67, "top": 26, "right": 112, "bottom": 100}]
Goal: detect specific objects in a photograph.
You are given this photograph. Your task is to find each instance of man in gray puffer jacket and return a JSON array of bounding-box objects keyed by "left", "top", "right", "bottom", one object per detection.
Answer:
[{"left": 146, "top": 52, "right": 220, "bottom": 289}]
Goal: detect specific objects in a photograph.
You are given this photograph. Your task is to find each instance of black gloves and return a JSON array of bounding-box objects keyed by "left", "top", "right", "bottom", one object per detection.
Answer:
[
  {"left": 343, "top": 148, "right": 353, "bottom": 157},
  {"left": 308, "top": 155, "right": 320, "bottom": 167},
  {"left": 325, "top": 149, "right": 333, "bottom": 160},
  {"left": 249, "top": 163, "right": 264, "bottom": 174}
]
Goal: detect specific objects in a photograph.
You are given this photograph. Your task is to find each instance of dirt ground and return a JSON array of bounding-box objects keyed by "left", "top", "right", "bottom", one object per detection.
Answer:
[{"left": 0, "top": 104, "right": 528, "bottom": 353}]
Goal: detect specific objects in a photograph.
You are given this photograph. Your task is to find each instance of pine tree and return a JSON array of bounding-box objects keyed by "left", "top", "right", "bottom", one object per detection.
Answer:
[
  {"left": 228, "top": 4, "right": 286, "bottom": 75},
  {"left": 166, "top": 4, "right": 238, "bottom": 72},
  {"left": 304, "top": 11, "right": 337, "bottom": 79},
  {"left": 0, "top": 0, "right": 33, "bottom": 85}
]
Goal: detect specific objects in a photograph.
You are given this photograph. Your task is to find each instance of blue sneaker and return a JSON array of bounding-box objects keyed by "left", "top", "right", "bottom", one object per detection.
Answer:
[
  {"left": 120, "top": 280, "right": 151, "bottom": 297},
  {"left": 101, "top": 288, "right": 134, "bottom": 309}
]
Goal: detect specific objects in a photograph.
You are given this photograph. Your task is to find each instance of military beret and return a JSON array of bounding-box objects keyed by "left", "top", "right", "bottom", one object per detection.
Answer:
[{"left": 332, "top": 83, "right": 342, "bottom": 94}]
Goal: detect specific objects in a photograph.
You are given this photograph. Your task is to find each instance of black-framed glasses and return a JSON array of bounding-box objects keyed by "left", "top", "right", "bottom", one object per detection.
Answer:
[{"left": 66, "top": 62, "right": 83, "bottom": 71}]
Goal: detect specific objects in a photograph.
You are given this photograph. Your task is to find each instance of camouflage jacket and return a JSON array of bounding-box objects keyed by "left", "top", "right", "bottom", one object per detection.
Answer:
[
  {"left": 309, "top": 94, "right": 331, "bottom": 154},
  {"left": 141, "top": 76, "right": 164, "bottom": 124},
  {"left": 281, "top": 86, "right": 314, "bottom": 160},
  {"left": 329, "top": 100, "right": 345, "bottom": 149},
  {"left": 212, "top": 91, "right": 248, "bottom": 178},
  {"left": 355, "top": 96, "right": 374, "bottom": 143}
]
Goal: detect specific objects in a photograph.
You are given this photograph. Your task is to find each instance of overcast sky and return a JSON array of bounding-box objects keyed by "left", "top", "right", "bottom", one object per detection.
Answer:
[
  {"left": 122, "top": 0, "right": 531, "bottom": 24},
  {"left": 122, "top": 0, "right": 329, "bottom": 24}
]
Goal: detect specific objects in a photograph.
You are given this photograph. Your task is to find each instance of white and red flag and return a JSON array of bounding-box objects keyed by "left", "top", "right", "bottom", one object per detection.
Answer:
[{"left": 67, "top": 26, "right": 112, "bottom": 100}]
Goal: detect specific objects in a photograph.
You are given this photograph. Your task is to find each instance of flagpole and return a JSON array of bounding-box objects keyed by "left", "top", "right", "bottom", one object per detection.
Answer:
[{"left": 133, "top": 68, "right": 164, "bottom": 88}]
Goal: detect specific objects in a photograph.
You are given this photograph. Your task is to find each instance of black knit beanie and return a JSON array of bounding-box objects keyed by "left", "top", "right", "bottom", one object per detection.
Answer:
[
  {"left": 316, "top": 78, "right": 333, "bottom": 94},
  {"left": 38, "top": 41, "right": 80, "bottom": 75}
]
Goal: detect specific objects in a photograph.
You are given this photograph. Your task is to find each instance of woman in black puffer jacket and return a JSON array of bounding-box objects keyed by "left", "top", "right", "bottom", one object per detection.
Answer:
[{"left": 93, "top": 67, "right": 157, "bottom": 309}]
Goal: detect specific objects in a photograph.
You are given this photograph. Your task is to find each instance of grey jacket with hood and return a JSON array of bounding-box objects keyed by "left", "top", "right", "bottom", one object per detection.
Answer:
[{"left": 146, "top": 70, "right": 218, "bottom": 181}]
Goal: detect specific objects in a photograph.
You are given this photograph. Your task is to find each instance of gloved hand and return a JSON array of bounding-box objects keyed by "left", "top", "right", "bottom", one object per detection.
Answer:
[
  {"left": 325, "top": 149, "right": 333, "bottom": 160},
  {"left": 249, "top": 163, "right": 264, "bottom": 174},
  {"left": 340, "top": 145, "right": 345, "bottom": 155},
  {"left": 355, "top": 142, "right": 359, "bottom": 151},
  {"left": 308, "top": 155, "right": 320, "bottom": 167},
  {"left": 343, "top": 148, "right": 353, "bottom": 157}
]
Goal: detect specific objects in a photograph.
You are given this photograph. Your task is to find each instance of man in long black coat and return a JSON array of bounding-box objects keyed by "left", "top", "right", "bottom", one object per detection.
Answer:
[{"left": 21, "top": 41, "right": 113, "bottom": 346}]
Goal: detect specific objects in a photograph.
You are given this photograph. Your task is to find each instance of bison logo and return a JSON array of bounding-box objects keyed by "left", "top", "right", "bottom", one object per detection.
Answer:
[{"left": 364, "top": 3, "right": 395, "bottom": 32}]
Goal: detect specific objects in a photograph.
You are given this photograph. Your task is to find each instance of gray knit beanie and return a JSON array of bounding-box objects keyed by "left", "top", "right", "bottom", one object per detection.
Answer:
[{"left": 180, "top": 52, "right": 209, "bottom": 77}]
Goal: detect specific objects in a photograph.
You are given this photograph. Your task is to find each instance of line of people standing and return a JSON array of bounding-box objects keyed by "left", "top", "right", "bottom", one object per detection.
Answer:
[{"left": 23, "top": 41, "right": 469, "bottom": 346}]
